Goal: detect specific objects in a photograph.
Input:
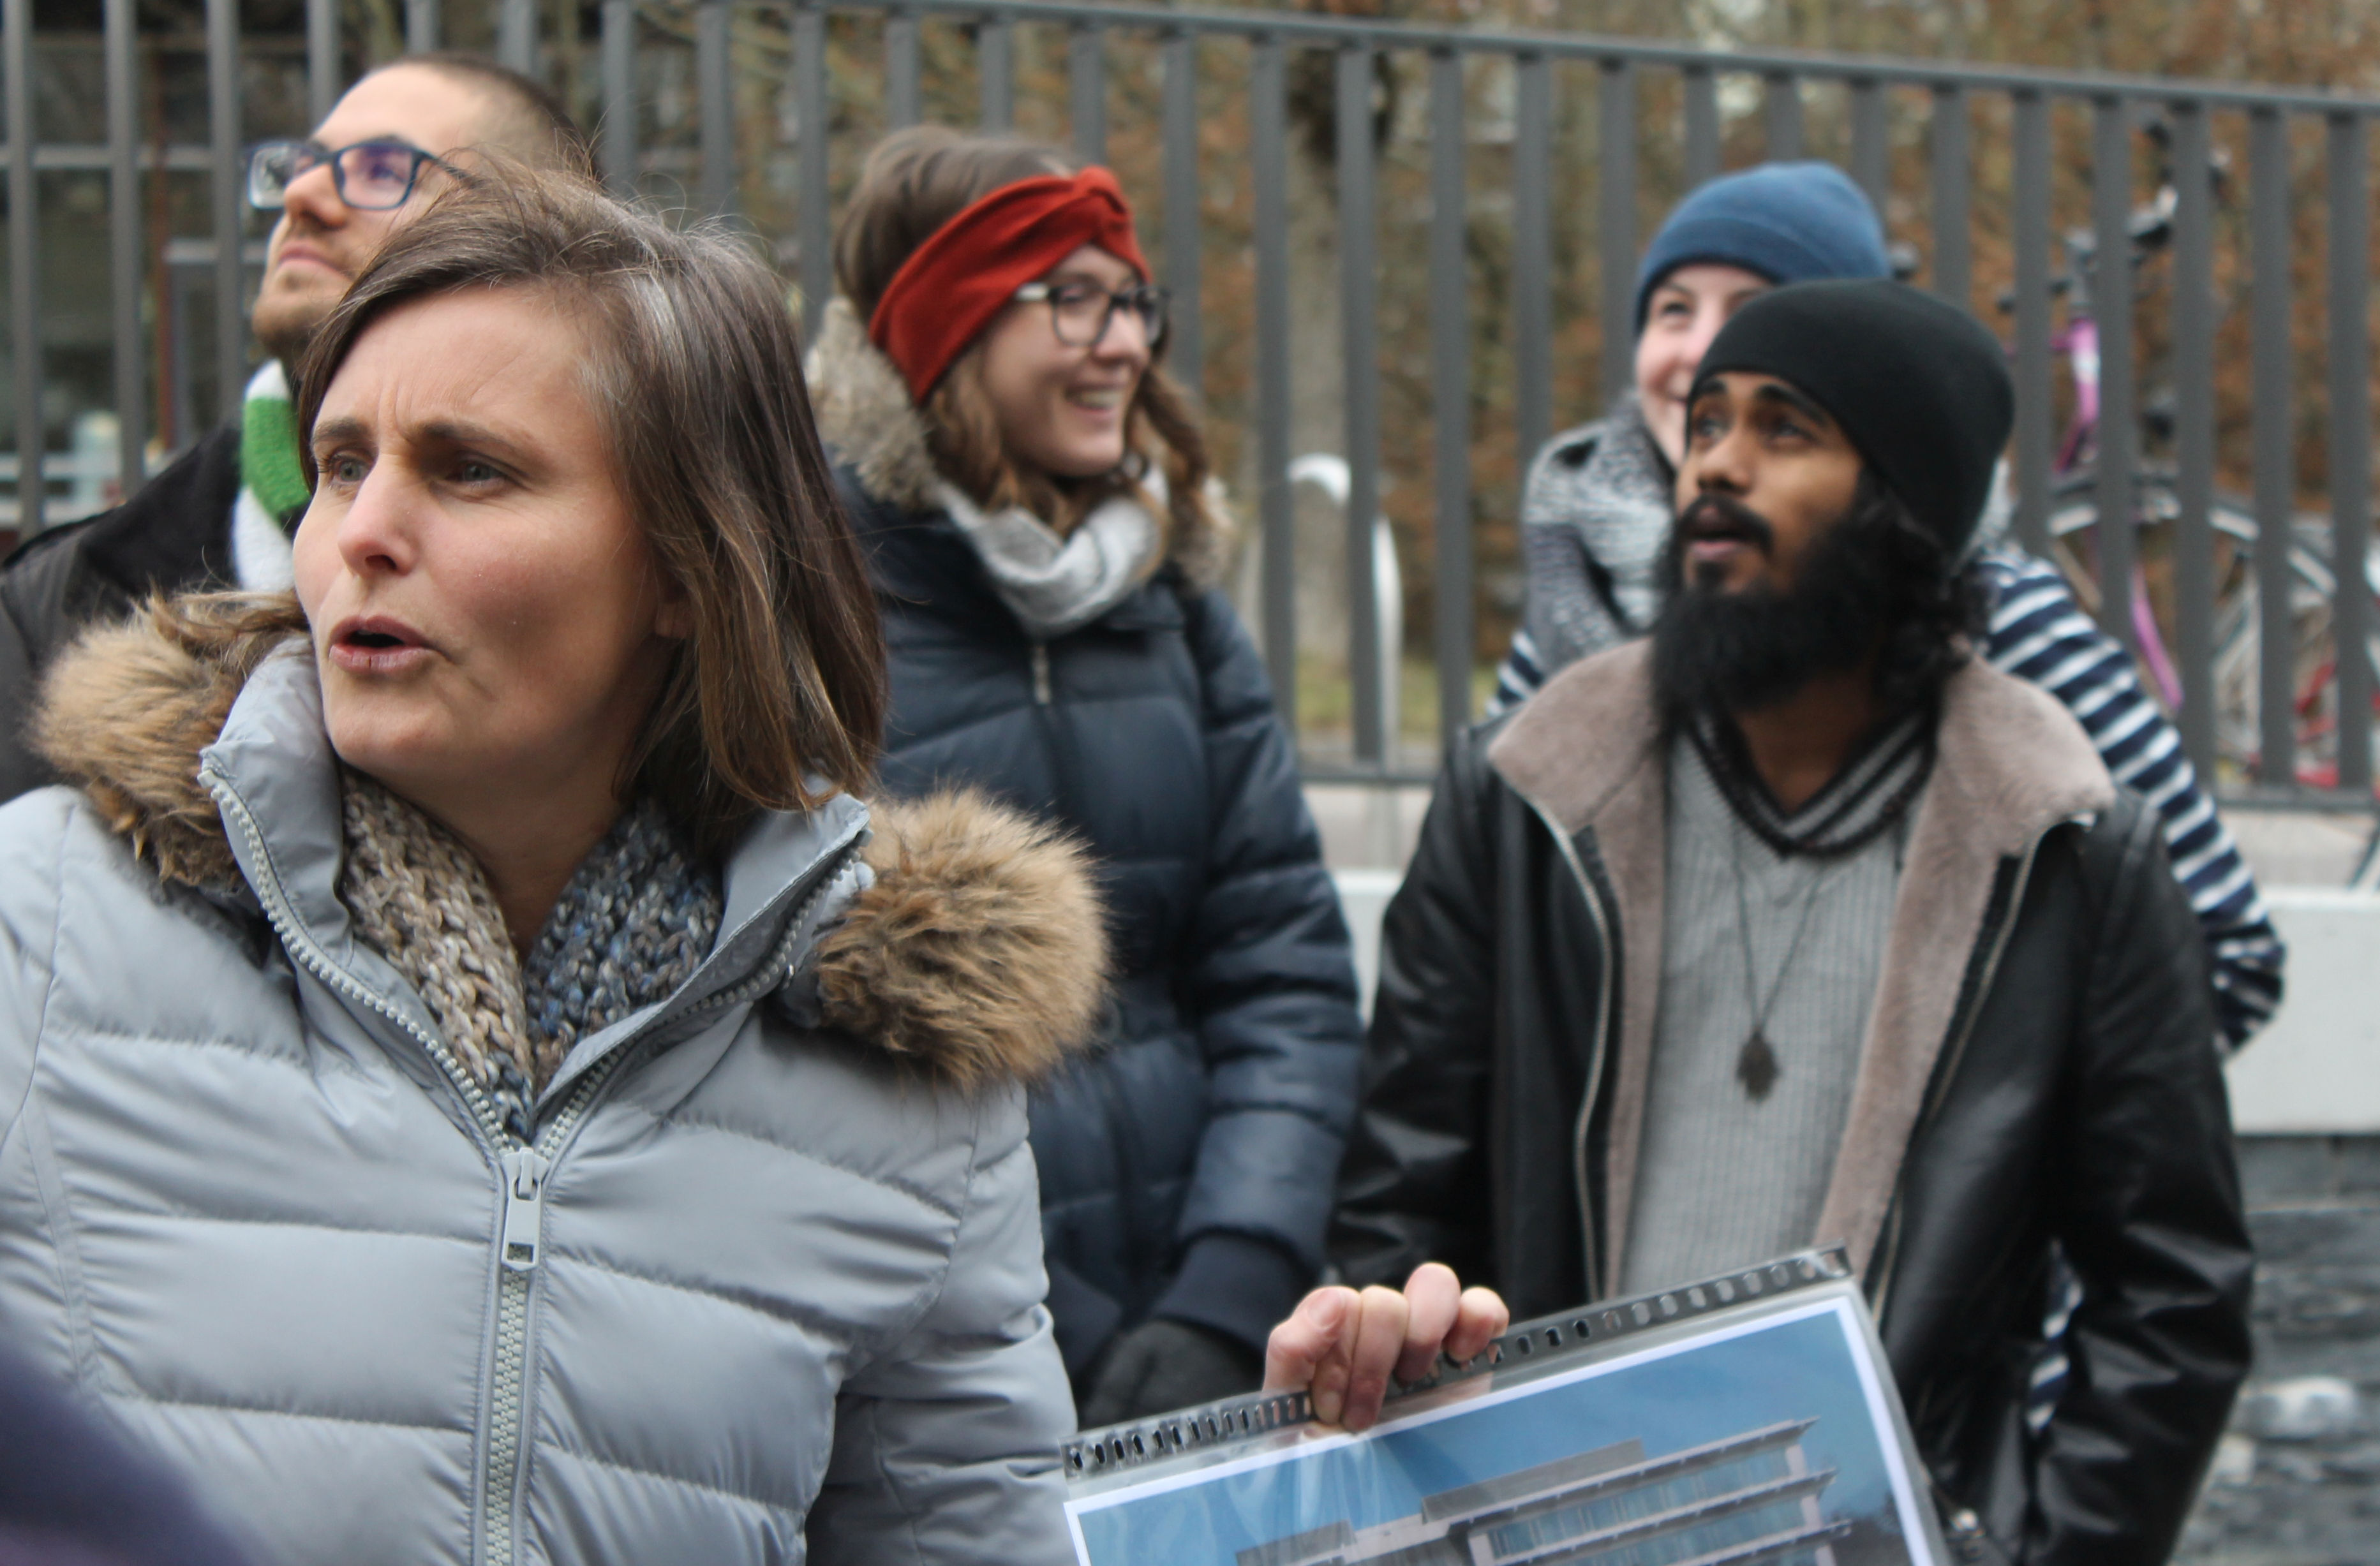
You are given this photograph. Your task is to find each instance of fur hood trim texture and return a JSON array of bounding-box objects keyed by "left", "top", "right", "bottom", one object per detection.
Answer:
[
  {"left": 30, "top": 595, "right": 1109, "bottom": 1091},
  {"left": 805, "top": 297, "right": 1236, "bottom": 593}
]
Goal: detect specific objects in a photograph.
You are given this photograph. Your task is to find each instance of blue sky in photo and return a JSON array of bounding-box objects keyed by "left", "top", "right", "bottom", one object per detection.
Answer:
[{"left": 1070, "top": 1306, "right": 1908, "bottom": 1566}]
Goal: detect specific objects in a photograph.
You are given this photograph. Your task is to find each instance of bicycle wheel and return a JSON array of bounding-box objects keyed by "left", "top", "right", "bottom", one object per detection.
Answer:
[{"left": 2041, "top": 471, "right": 2374, "bottom": 788}]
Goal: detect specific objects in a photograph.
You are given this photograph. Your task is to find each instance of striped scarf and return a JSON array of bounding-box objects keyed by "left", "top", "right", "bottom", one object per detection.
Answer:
[
  {"left": 337, "top": 772, "right": 722, "bottom": 1142},
  {"left": 232, "top": 362, "right": 309, "bottom": 591}
]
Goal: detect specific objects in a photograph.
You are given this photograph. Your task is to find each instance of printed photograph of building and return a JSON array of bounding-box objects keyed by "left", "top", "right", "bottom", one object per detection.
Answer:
[
  {"left": 1235, "top": 1420, "right": 1847, "bottom": 1566},
  {"left": 1065, "top": 1299, "right": 1930, "bottom": 1566}
]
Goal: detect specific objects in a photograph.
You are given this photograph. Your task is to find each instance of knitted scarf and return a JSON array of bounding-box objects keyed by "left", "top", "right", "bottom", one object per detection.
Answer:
[
  {"left": 1519, "top": 397, "right": 1675, "bottom": 673},
  {"left": 935, "top": 470, "right": 1167, "bottom": 639},
  {"left": 231, "top": 362, "right": 309, "bottom": 592},
  {"left": 337, "top": 771, "right": 724, "bottom": 1142}
]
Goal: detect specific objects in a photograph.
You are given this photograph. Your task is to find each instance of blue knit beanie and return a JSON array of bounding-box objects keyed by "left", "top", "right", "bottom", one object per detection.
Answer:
[{"left": 1633, "top": 161, "right": 1889, "bottom": 332}]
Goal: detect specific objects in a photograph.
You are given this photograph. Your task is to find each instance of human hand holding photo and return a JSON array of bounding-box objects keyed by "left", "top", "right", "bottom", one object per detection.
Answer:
[{"left": 1262, "top": 1262, "right": 1508, "bottom": 1432}]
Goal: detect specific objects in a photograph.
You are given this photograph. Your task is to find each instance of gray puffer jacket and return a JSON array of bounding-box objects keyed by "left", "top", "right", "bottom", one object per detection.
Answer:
[{"left": 0, "top": 608, "right": 1106, "bottom": 1565}]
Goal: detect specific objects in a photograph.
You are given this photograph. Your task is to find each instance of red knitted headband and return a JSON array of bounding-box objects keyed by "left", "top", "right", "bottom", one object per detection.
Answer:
[{"left": 867, "top": 166, "right": 1150, "bottom": 401}]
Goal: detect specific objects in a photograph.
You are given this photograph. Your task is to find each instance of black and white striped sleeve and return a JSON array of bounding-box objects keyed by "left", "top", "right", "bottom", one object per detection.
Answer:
[{"left": 1976, "top": 547, "right": 2284, "bottom": 1051}]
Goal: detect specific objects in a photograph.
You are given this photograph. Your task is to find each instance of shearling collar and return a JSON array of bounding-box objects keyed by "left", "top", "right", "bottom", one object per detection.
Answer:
[
  {"left": 805, "top": 297, "right": 1235, "bottom": 592},
  {"left": 1487, "top": 640, "right": 2118, "bottom": 1284},
  {"left": 30, "top": 598, "right": 1108, "bottom": 1092}
]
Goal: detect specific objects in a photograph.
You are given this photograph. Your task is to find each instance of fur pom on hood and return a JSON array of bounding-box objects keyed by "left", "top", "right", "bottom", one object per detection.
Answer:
[
  {"left": 805, "top": 297, "right": 1237, "bottom": 593},
  {"left": 30, "top": 596, "right": 1109, "bottom": 1091}
]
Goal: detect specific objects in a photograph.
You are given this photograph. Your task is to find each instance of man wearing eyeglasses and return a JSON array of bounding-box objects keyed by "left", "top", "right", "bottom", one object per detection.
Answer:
[{"left": 0, "top": 53, "right": 593, "bottom": 800}]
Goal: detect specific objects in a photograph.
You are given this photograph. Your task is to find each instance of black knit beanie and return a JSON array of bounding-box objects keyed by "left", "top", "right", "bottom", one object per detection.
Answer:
[{"left": 1690, "top": 279, "right": 2014, "bottom": 557}]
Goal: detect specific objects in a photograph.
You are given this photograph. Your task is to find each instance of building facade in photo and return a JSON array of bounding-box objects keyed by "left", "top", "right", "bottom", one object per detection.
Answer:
[{"left": 1237, "top": 1419, "right": 1850, "bottom": 1566}]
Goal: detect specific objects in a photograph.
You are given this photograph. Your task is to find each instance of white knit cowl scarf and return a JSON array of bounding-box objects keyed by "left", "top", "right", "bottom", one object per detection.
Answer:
[
  {"left": 337, "top": 772, "right": 723, "bottom": 1142},
  {"left": 935, "top": 468, "right": 1168, "bottom": 639}
]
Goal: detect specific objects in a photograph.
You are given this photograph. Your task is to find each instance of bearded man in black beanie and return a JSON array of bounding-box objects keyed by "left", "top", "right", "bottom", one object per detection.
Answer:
[{"left": 1327, "top": 279, "right": 2250, "bottom": 1564}]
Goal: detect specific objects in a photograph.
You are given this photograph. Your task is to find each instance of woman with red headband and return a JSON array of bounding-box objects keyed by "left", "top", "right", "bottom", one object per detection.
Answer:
[{"left": 810, "top": 126, "right": 1365, "bottom": 1428}]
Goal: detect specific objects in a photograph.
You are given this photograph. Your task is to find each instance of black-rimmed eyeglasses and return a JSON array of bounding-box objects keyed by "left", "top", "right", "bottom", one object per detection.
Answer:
[
  {"left": 1012, "top": 279, "right": 1170, "bottom": 350},
  {"left": 247, "top": 139, "right": 459, "bottom": 212}
]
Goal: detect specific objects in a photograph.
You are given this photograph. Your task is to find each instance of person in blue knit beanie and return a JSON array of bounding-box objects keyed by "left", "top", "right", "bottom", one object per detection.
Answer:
[
  {"left": 1632, "top": 161, "right": 1889, "bottom": 333},
  {"left": 1487, "top": 159, "right": 2283, "bottom": 1056}
]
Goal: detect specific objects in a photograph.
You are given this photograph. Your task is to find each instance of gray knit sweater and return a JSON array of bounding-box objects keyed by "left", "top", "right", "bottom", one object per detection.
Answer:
[{"left": 1619, "top": 730, "right": 1917, "bottom": 1295}]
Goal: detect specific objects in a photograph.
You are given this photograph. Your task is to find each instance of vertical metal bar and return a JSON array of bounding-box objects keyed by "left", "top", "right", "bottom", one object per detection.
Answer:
[
  {"left": 1431, "top": 48, "right": 1473, "bottom": 751},
  {"left": 602, "top": 0, "right": 637, "bottom": 200},
  {"left": 207, "top": 0, "right": 246, "bottom": 422},
  {"left": 1683, "top": 64, "right": 1719, "bottom": 187},
  {"left": 2250, "top": 107, "right": 2294, "bottom": 783},
  {"left": 885, "top": 8, "right": 920, "bottom": 129},
  {"left": 2090, "top": 96, "right": 2136, "bottom": 659},
  {"left": 1764, "top": 71, "right": 1803, "bottom": 160},
  {"left": 796, "top": 0, "right": 830, "bottom": 342},
  {"left": 1850, "top": 78, "right": 1888, "bottom": 211},
  {"left": 1513, "top": 53, "right": 1553, "bottom": 473},
  {"left": 7, "top": 0, "right": 42, "bottom": 534},
  {"left": 2171, "top": 101, "right": 2219, "bottom": 778},
  {"left": 308, "top": 0, "right": 338, "bottom": 125},
  {"left": 978, "top": 15, "right": 1013, "bottom": 131},
  {"left": 1597, "top": 59, "right": 1635, "bottom": 410},
  {"left": 2011, "top": 89, "right": 2052, "bottom": 556},
  {"left": 105, "top": 0, "right": 146, "bottom": 494},
  {"left": 1071, "top": 25, "right": 1107, "bottom": 163},
  {"left": 498, "top": 0, "right": 537, "bottom": 73},
  {"left": 1930, "top": 84, "right": 1970, "bottom": 307},
  {"left": 406, "top": 0, "right": 438, "bottom": 54},
  {"left": 699, "top": 0, "right": 735, "bottom": 215},
  {"left": 1253, "top": 35, "right": 1296, "bottom": 730},
  {"left": 1338, "top": 42, "right": 1383, "bottom": 765},
  {"left": 1161, "top": 31, "right": 1201, "bottom": 394},
  {"left": 2326, "top": 111, "right": 2371, "bottom": 795}
]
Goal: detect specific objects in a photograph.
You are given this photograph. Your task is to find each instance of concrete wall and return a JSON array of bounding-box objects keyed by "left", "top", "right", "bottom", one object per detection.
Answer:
[{"left": 2228, "top": 890, "right": 2380, "bottom": 1135}]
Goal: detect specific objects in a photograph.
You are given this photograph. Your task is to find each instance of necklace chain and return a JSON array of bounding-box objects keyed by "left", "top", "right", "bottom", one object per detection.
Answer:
[{"left": 1727, "top": 818, "right": 1843, "bottom": 1102}]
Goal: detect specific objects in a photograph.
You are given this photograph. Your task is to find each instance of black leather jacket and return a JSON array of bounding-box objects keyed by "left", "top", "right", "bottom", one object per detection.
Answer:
[{"left": 1331, "top": 642, "right": 2250, "bottom": 1566}]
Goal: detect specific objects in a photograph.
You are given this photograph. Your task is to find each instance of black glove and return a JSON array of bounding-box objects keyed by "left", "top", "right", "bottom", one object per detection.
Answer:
[{"left": 1078, "top": 1318, "right": 1264, "bottom": 1428}]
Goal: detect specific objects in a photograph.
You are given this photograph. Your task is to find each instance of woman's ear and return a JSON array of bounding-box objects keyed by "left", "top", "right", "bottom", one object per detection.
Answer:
[{"left": 654, "top": 573, "right": 695, "bottom": 640}]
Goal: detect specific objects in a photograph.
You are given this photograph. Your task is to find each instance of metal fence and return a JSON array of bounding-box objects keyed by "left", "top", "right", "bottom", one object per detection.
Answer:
[{"left": 6, "top": 0, "right": 2379, "bottom": 805}]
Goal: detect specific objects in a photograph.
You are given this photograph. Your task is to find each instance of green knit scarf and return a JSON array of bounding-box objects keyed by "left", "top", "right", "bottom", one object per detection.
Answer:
[{"left": 239, "top": 362, "right": 311, "bottom": 524}]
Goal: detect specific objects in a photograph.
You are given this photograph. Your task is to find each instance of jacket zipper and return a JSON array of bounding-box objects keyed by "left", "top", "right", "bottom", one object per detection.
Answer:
[
  {"left": 1866, "top": 833, "right": 2049, "bottom": 1324},
  {"left": 202, "top": 766, "right": 859, "bottom": 1565},
  {"left": 1029, "top": 641, "right": 1053, "bottom": 705},
  {"left": 1523, "top": 798, "right": 1618, "bottom": 1301}
]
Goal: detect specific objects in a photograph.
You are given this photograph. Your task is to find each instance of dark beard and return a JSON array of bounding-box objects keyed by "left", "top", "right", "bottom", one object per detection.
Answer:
[{"left": 1649, "top": 492, "right": 1898, "bottom": 726}]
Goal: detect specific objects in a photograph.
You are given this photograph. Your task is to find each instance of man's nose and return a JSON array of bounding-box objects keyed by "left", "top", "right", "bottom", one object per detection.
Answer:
[
  {"left": 1685, "top": 429, "right": 1759, "bottom": 505},
  {"left": 278, "top": 154, "right": 348, "bottom": 229}
]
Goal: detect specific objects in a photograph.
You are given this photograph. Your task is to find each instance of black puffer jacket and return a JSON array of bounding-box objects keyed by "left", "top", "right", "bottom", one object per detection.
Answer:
[
  {"left": 809, "top": 303, "right": 1362, "bottom": 1380},
  {"left": 1332, "top": 640, "right": 2250, "bottom": 1566}
]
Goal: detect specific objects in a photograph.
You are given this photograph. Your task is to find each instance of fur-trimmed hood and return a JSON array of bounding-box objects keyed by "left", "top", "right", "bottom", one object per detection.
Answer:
[
  {"left": 30, "top": 598, "right": 1108, "bottom": 1091},
  {"left": 805, "top": 297, "right": 1236, "bottom": 592}
]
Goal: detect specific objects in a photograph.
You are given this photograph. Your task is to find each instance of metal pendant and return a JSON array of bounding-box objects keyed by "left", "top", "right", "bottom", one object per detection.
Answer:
[{"left": 1737, "top": 1030, "right": 1780, "bottom": 1102}]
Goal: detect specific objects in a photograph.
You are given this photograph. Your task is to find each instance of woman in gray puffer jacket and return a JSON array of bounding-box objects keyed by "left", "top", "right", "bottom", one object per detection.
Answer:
[{"left": 0, "top": 170, "right": 1104, "bottom": 1563}]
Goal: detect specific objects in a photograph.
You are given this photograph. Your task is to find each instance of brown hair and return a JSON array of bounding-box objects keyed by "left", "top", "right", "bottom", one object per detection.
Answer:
[
  {"left": 834, "top": 124, "right": 1214, "bottom": 540},
  {"left": 294, "top": 163, "right": 884, "bottom": 855},
  {"left": 380, "top": 52, "right": 599, "bottom": 182}
]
